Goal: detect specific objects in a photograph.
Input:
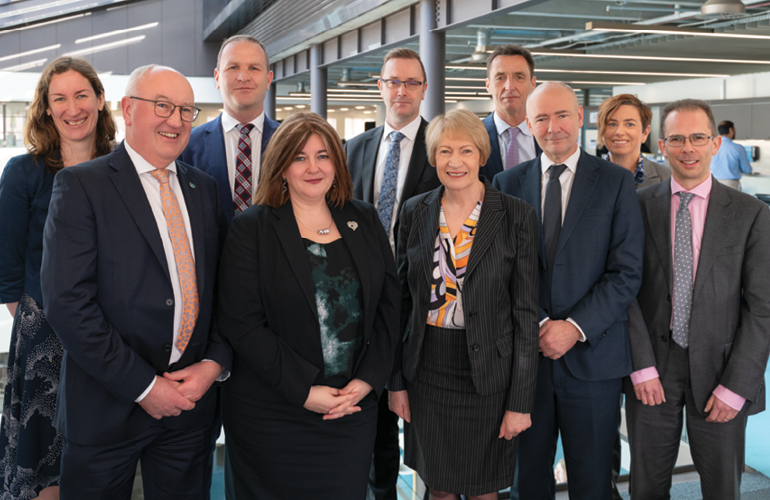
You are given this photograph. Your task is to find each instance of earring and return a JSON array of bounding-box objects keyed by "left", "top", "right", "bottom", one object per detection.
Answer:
[
  {"left": 282, "top": 178, "right": 288, "bottom": 193},
  {"left": 332, "top": 178, "right": 337, "bottom": 190}
]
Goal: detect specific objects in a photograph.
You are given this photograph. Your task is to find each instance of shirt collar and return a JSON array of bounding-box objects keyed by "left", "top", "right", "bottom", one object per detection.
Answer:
[
  {"left": 493, "top": 111, "right": 532, "bottom": 138},
  {"left": 383, "top": 114, "right": 421, "bottom": 144},
  {"left": 540, "top": 146, "right": 581, "bottom": 177},
  {"left": 221, "top": 110, "right": 265, "bottom": 134},
  {"left": 671, "top": 175, "right": 712, "bottom": 200},
  {"left": 606, "top": 153, "right": 646, "bottom": 186},
  {"left": 124, "top": 140, "right": 176, "bottom": 175}
]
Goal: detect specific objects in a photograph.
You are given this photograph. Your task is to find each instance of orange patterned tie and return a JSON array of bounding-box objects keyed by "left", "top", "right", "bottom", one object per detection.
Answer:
[{"left": 150, "top": 168, "right": 199, "bottom": 354}]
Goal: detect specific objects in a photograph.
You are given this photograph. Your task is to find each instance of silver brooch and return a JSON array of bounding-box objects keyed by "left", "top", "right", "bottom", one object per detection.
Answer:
[{"left": 347, "top": 221, "right": 358, "bottom": 231}]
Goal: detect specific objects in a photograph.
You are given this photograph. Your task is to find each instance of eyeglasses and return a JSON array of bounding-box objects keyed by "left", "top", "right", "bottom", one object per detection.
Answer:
[
  {"left": 129, "top": 96, "right": 201, "bottom": 122},
  {"left": 662, "top": 134, "right": 715, "bottom": 148},
  {"left": 380, "top": 79, "right": 424, "bottom": 90}
]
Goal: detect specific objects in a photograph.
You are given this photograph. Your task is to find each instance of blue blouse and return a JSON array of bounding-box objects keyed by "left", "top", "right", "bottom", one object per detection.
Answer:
[{"left": 0, "top": 154, "right": 56, "bottom": 306}]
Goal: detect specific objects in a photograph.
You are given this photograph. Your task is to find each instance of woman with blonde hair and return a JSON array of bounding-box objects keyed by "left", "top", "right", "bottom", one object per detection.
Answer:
[
  {"left": 217, "top": 112, "right": 400, "bottom": 499},
  {"left": 0, "top": 56, "right": 116, "bottom": 499}
]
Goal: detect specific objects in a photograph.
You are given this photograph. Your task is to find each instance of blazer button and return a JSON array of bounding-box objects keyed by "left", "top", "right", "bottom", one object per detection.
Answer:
[
  {"left": 667, "top": 295, "right": 671, "bottom": 302},
  {"left": 469, "top": 311, "right": 477, "bottom": 319},
  {"left": 163, "top": 344, "right": 172, "bottom": 352},
  {"left": 473, "top": 344, "right": 480, "bottom": 352},
  {"left": 165, "top": 298, "right": 174, "bottom": 307},
  {"left": 661, "top": 335, "right": 668, "bottom": 342},
  {"left": 366, "top": 340, "right": 371, "bottom": 346}
]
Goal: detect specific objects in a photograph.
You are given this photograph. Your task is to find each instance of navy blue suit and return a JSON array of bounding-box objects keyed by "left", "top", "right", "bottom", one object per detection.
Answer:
[
  {"left": 41, "top": 142, "right": 232, "bottom": 499},
  {"left": 493, "top": 150, "right": 643, "bottom": 500},
  {"left": 481, "top": 113, "right": 542, "bottom": 180},
  {"left": 180, "top": 113, "right": 279, "bottom": 223}
]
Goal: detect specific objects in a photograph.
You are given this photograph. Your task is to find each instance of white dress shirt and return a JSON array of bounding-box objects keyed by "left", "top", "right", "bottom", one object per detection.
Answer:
[
  {"left": 538, "top": 146, "right": 586, "bottom": 342},
  {"left": 221, "top": 111, "right": 264, "bottom": 194},
  {"left": 373, "top": 115, "right": 422, "bottom": 254},
  {"left": 125, "top": 140, "right": 195, "bottom": 400},
  {"left": 493, "top": 112, "right": 537, "bottom": 168}
]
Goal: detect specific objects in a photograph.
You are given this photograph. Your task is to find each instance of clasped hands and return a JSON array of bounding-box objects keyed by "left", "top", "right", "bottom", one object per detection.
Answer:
[
  {"left": 539, "top": 319, "right": 580, "bottom": 359},
  {"left": 138, "top": 360, "right": 224, "bottom": 420},
  {"left": 304, "top": 379, "right": 373, "bottom": 421}
]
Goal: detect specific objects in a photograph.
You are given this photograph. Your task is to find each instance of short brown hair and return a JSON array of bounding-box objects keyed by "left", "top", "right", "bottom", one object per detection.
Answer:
[
  {"left": 217, "top": 35, "right": 269, "bottom": 70},
  {"left": 597, "top": 94, "right": 653, "bottom": 145},
  {"left": 486, "top": 45, "right": 535, "bottom": 78},
  {"left": 24, "top": 57, "right": 117, "bottom": 173},
  {"left": 382, "top": 47, "right": 427, "bottom": 83},
  {"left": 660, "top": 98, "right": 717, "bottom": 138},
  {"left": 425, "top": 109, "right": 491, "bottom": 168},
  {"left": 254, "top": 112, "right": 352, "bottom": 208}
]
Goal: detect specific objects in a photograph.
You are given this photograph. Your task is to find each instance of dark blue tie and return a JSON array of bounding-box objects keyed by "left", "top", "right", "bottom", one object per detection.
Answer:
[{"left": 543, "top": 164, "right": 567, "bottom": 282}]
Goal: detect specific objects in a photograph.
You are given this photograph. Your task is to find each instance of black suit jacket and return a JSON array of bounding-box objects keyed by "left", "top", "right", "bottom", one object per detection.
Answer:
[
  {"left": 217, "top": 199, "right": 400, "bottom": 407},
  {"left": 390, "top": 179, "right": 540, "bottom": 413},
  {"left": 343, "top": 118, "right": 441, "bottom": 238},
  {"left": 481, "top": 112, "right": 542, "bottom": 180},
  {"left": 41, "top": 142, "right": 231, "bottom": 445}
]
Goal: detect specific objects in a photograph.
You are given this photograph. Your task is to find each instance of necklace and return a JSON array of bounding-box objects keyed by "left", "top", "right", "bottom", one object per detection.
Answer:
[{"left": 295, "top": 215, "right": 332, "bottom": 235}]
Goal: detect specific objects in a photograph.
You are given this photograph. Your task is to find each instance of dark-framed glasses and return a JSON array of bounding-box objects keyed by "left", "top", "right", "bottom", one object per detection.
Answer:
[
  {"left": 130, "top": 96, "right": 201, "bottom": 122},
  {"left": 380, "top": 79, "right": 424, "bottom": 90},
  {"left": 662, "top": 134, "right": 715, "bottom": 148}
]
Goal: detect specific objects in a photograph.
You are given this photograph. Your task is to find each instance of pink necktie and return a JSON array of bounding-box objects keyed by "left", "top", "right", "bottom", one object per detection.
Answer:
[
  {"left": 150, "top": 168, "right": 199, "bottom": 354},
  {"left": 505, "top": 127, "right": 520, "bottom": 170}
]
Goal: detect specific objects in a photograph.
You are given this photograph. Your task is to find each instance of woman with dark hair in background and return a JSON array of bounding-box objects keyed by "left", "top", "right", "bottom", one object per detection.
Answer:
[
  {"left": 0, "top": 56, "right": 116, "bottom": 500},
  {"left": 217, "top": 112, "right": 399, "bottom": 499}
]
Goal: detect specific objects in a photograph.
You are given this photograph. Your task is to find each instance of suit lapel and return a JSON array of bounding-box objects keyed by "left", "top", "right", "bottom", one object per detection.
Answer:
[
  {"left": 465, "top": 181, "right": 504, "bottom": 279},
  {"left": 646, "top": 182, "right": 673, "bottom": 297},
  {"left": 362, "top": 127, "right": 383, "bottom": 204},
  {"left": 332, "top": 205, "right": 370, "bottom": 316},
  {"left": 109, "top": 143, "right": 170, "bottom": 280},
  {"left": 272, "top": 202, "right": 319, "bottom": 317},
  {"left": 520, "top": 158, "right": 546, "bottom": 266},
  {"left": 693, "top": 179, "right": 734, "bottom": 301},
  {"left": 419, "top": 188, "right": 443, "bottom": 287},
  {"left": 556, "top": 151, "right": 599, "bottom": 256},
  {"left": 483, "top": 114, "right": 503, "bottom": 177},
  {"left": 177, "top": 163, "right": 206, "bottom": 294},
  {"left": 399, "top": 118, "right": 429, "bottom": 201}
]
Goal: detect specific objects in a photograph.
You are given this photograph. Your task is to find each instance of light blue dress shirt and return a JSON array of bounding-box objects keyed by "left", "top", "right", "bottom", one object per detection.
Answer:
[{"left": 711, "top": 137, "right": 752, "bottom": 180}]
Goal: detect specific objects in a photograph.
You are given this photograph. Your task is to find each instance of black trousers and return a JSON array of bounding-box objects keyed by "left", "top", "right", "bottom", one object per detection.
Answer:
[{"left": 368, "top": 390, "right": 401, "bottom": 500}]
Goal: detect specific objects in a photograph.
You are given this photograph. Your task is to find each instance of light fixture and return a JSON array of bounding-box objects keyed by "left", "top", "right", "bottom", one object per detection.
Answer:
[
  {"left": 5, "top": 13, "right": 88, "bottom": 32},
  {"left": 363, "top": 111, "right": 372, "bottom": 114},
  {"left": 447, "top": 64, "right": 728, "bottom": 78},
  {"left": 0, "top": 0, "right": 84, "bottom": 20},
  {"left": 355, "top": 106, "right": 365, "bottom": 109},
  {"left": 701, "top": 0, "right": 747, "bottom": 19},
  {"left": 64, "top": 36, "right": 146, "bottom": 57},
  {"left": 284, "top": 106, "right": 293, "bottom": 110},
  {"left": 110, "top": 101, "right": 118, "bottom": 111},
  {"left": 336, "top": 82, "right": 379, "bottom": 87},
  {"left": 75, "top": 22, "right": 159, "bottom": 44},
  {"left": 529, "top": 49, "right": 770, "bottom": 65},
  {"left": 340, "top": 108, "right": 349, "bottom": 111},
  {"left": 539, "top": 79, "right": 645, "bottom": 86},
  {"left": 328, "top": 109, "right": 335, "bottom": 113},
  {"left": 585, "top": 21, "right": 768, "bottom": 40},
  {"left": 327, "top": 88, "right": 380, "bottom": 94},
  {"left": 0, "top": 44, "right": 60, "bottom": 63},
  {"left": 0, "top": 58, "right": 47, "bottom": 72},
  {"left": 296, "top": 105, "right": 306, "bottom": 108}
]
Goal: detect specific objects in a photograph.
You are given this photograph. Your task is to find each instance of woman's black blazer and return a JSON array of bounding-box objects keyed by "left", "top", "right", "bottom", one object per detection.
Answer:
[
  {"left": 218, "top": 199, "right": 400, "bottom": 407},
  {"left": 390, "top": 178, "right": 540, "bottom": 414}
]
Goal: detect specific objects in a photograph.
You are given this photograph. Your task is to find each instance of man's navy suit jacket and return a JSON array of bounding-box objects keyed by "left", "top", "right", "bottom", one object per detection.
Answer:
[
  {"left": 180, "top": 113, "right": 280, "bottom": 223},
  {"left": 481, "top": 112, "right": 542, "bottom": 180},
  {"left": 493, "top": 150, "right": 644, "bottom": 381},
  {"left": 41, "top": 142, "right": 232, "bottom": 445}
]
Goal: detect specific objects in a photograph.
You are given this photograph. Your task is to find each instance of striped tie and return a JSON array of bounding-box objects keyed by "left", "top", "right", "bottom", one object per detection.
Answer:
[
  {"left": 150, "top": 168, "right": 199, "bottom": 354},
  {"left": 233, "top": 123, "right": 255, "bottom": 214}
]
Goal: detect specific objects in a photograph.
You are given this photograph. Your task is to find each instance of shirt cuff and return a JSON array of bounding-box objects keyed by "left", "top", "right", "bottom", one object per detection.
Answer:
[
  {"left": 202, "top": 359, "right": 230, "bottom": 382},
  {"left": 713, "top": 385, "right": 746, "bottom": 412},
  {"left": 630, "top": 367, "right": 660, "bottom": 385},
  {"left": 566, "top": 318, "right": 587, "bottom": 342},
  {"left": 539, "top": 317, "right": 550, "bottom": 327},
  {"left": 135, "top": 376, "right": 157, "bottom": 403}
]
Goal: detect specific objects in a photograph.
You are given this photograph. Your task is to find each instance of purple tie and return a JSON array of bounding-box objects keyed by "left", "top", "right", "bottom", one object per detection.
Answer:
[
  {"left": 233, "top": 123, "right": 255, "bottom": 214},
  {"left": 505, "top": 127, "right": 520, "bottom": 170}
]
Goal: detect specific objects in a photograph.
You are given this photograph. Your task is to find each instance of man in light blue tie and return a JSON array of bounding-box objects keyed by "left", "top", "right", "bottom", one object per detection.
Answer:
[{"left": 344, "top": 47, "right": 441, "bottom": 500}]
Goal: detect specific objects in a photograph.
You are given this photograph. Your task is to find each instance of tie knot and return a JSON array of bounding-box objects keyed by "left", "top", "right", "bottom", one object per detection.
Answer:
[
  {"left": 506, "top": 127, "right": 520, "bottom": 141},
  {"left": 236, "top": 123, "right": 255, "bottom": 136},
  {"left": 549, "top": 164, "right": 567, "bottom": 180},
  {"left": 390, "top": 131, "right": 405, "bottom": 143},
  {"left": 150, "top": 168, "right": 170, "bottom": 185},
  {"left": 678, "top": 191, "right": 695, "bottom": 207}
]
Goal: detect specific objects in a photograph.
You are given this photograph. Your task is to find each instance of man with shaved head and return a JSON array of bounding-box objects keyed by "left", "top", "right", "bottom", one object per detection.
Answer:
[
  {"left": 493, "top": 82, "right": 644, "bottom": 500},
  {"left": 42, "top": 65, "right": 231, "bottom": 499}
]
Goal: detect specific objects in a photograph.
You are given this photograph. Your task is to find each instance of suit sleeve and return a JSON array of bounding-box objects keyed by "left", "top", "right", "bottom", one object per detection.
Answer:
[
  {"left": 387, "top": 200, "right": 414, "bottom": 392},
  {"left": 41, "top": 168, "right": 157, "bottom": 403},
  {"left": 217, "top": 213, "right": 321, "bottom": 408},
  {"left": 351, "top": 205, "right": 401, "bottom": 398},
  {"left": 0, "top": 158, "right": 29, "bottom": 303},
  {"left": 568, "top": 171, "right": 645, "bottom": 346},
  {"left": 627, "top": 297, "right": 657, "bottom": 371},
  {"left": 717, "top": 203, "right": 770, "bottom": 401},
  {"left": 507, "top": 204, "right": 540, "bottom": 413}
]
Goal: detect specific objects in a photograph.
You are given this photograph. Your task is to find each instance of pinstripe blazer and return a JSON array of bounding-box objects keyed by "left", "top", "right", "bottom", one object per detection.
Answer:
[{"left": 389, "top": 178, "right": 540, "bottom": 413}]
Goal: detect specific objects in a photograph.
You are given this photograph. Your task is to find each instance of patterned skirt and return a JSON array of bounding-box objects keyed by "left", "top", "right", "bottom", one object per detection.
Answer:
[
  {"left": 0, "top": 293, "right": 63, "bottom": 499},
  {"left": 404, "top": 325, "right": 516, "bottom": 496}
]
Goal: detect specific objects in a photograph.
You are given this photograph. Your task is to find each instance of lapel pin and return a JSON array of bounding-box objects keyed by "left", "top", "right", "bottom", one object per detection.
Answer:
[
  {"left": 347, "top": 221, "right": 358, "bottom": 231},
  {"left": 189, "top": 182, "right": 196, "bottom": 189}
]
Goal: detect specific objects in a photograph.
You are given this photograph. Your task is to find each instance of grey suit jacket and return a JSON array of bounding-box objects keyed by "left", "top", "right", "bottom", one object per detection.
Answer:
[
  {"left": 389, "top": 178, "right": 540, "bottom": 413},
  {"left": 630, "top": 177, "right": 770, "bottom": 416},
  {"left": 638, "top": 157, "right": 671, "bottom": 189}
]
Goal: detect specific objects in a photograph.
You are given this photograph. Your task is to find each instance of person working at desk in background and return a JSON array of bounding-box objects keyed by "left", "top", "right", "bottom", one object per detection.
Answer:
[{"left": 710, "top": 120, "right": 752, "bottom": 191}]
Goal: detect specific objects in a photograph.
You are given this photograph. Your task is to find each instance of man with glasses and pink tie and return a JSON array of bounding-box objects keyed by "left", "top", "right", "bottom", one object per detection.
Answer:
[
  {"left": 344, "top": 47, "right": 440, "bottom": 500},
  {"left": 41, "top": 64, "right": 231, "bottom": 500}
]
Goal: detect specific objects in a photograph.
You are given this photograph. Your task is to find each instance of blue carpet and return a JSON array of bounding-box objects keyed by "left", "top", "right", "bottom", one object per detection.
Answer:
[
  {"left": 619, "top": 471, "right": 770, "bottom": 499},
  {"left": 746, "top": 367, "right": 770, "bottom": 477}
]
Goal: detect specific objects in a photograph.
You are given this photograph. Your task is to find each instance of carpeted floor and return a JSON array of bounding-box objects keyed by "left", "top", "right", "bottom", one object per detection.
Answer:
[{"left": 617, "top": 471, "right": 770, "bottom": 500}]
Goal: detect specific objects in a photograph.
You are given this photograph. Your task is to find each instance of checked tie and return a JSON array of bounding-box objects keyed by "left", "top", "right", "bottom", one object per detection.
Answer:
[
  {"left": 150, "top": 169, "right": 199, "bottom": 354},
  {"left": 233, "top": 123, "right": 255, "bottom": 214},
  {"left": 672, "top": 192, "right": 695, "bottom": 349},
  {"left": 377, "top": 131, "right": 405, "bottom": 232},
  {"left": 504, "top": 127, "right": 520, "bottom": 170}
]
